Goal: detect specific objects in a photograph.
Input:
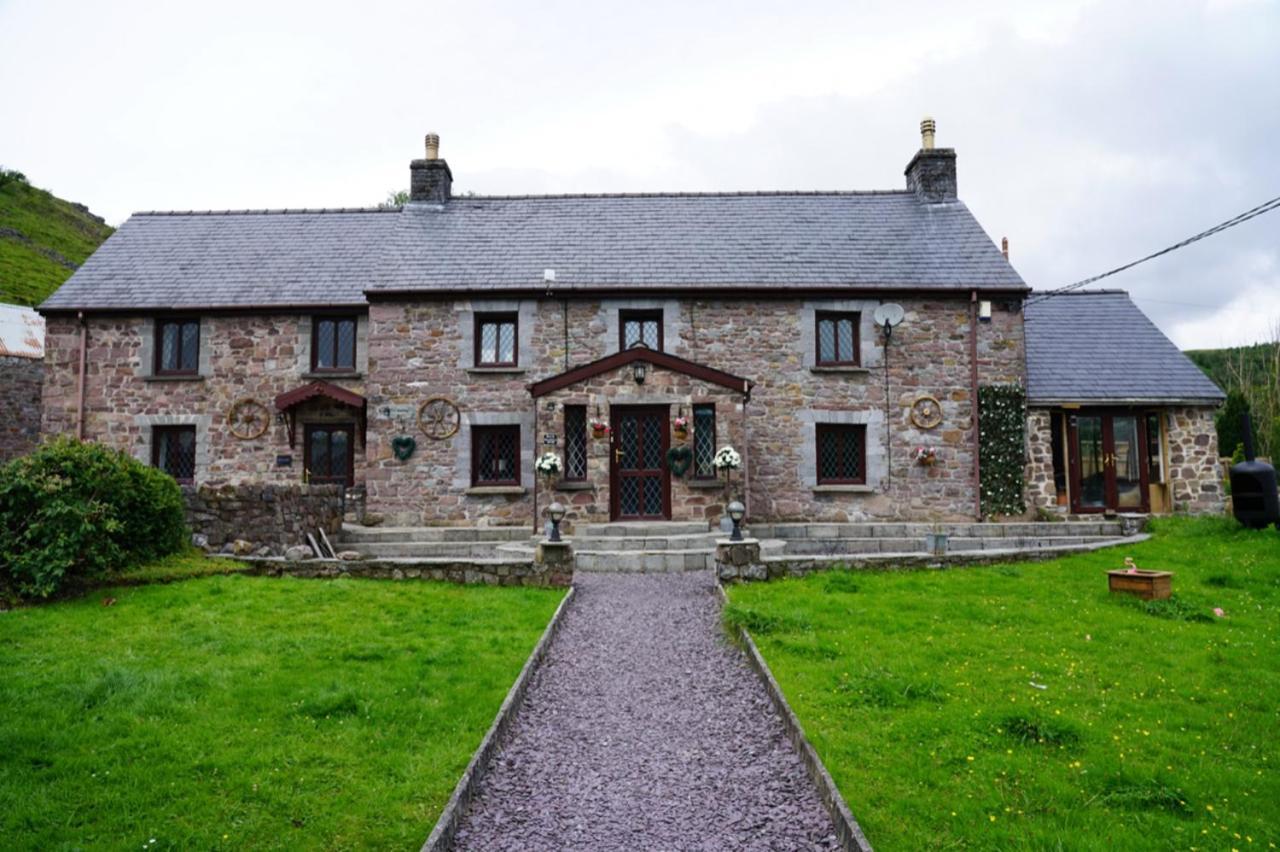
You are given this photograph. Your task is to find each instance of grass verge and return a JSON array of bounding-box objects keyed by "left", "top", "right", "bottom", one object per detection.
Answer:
[
  {"left": 0, "top": 572, "right": 564, "bottom": 849},
  {"left": 725, "top": 517, "right": 1280, "bottom": 850}
]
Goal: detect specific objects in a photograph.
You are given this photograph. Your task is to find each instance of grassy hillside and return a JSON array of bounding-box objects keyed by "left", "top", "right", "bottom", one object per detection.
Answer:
[
  {"left": 0, "top": 168, "right": 113, "bottom": 307},
  {"left": 1187, "top": 341, "right": 1280, "bottom": 458}
]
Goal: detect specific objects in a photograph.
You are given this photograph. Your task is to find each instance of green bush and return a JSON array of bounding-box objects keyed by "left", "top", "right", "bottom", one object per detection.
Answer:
[
  {"left": 978, "top": 383, "right": 1027, "bottom": 517},
  {"left": 0, "top": 438, "right": 188, "bottom": 598}
]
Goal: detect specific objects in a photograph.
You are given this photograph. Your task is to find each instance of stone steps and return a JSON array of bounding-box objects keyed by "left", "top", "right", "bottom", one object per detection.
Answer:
[
  {"left": 576, "top": 521, "right": 713, "bottom": 537},
  {"left": 574, "top": 549, "right": 715, "bottom": 573},
  {"left": 781, "top": 534, "right": 1123, "bottom": 556},
  {"left": 749, "top": 521, "right": 1127, "bottom": 539}
]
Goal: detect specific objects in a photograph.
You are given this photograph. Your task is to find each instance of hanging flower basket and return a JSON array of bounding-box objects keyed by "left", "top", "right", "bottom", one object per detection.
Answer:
[
  {"left": 914, "top": 446, "right": 937, "bottom": 466},
  {"left": 590, "top": 419, "right": 610, "bottom": 440},
  {"left": 713, "top": 445, "right": 741, "bottom": 472},
  {"left": 673, "top": 415, "right": 690, "bottom": 442},
  {"left": 535, "top": 452, "right": 562, "bottom": 479}
]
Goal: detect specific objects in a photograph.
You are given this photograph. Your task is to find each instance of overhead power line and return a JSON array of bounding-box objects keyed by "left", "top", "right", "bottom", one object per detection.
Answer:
[{"left": 1025, "top": 193, "right": 1280, "bottom": 306}]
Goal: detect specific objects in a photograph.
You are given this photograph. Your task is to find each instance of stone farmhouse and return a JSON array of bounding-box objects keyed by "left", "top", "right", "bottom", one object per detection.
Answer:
[{"left": 36, "top": 123, "right": 1225, "bottom": 528}]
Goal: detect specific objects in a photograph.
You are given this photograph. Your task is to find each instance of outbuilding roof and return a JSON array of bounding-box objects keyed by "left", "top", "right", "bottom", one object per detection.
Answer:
[
  {"left": 1024, "top": 290, "right": 1224, "bottom": 405},
  {"left": 40, "top": 191, "right": 1025, "bottom": 312},
  {"left": 0, "top": 303, "right": 44, "bottom": 358}
]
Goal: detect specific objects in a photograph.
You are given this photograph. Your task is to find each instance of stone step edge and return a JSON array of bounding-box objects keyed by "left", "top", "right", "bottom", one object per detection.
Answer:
[{"left": 756, "top": 533, "right": 1150, "bottom": 566}]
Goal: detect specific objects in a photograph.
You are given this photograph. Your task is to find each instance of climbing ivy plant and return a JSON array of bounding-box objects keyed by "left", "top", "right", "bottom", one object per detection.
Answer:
[{"left": 978, "top": 384, "right": 1027, "bottom": 517}]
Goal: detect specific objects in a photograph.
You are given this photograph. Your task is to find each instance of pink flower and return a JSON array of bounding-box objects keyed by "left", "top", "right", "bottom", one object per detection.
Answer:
[{"left": 1213, "top": 607, "right": 1225, "bottom": 618}]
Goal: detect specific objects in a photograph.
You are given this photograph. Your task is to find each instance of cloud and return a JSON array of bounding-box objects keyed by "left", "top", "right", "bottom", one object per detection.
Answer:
[{"left": 1, "top": 0, "right": 1276, "bottom": 347}]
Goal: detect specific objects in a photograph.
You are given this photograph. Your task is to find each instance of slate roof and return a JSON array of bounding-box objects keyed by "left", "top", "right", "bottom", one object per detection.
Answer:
[
  {"left": 40, "top": 209, "right": 399, "bottom": 311},
  {"left": 1024, "top": 290, "right": 1224, "bottom": 404},
  {"left": 372, "top": 192, "right": 1026, "bottom": 294},
  {"left": 40, "top": 191, "right": 1024, "bottom": 311}
]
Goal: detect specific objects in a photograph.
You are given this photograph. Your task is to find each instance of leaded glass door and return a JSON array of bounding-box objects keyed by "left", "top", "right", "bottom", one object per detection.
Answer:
[
  {"left": 1068, "top": 410, "right": 1150, "bottom": 514},
  {"left": 610, "top": 406, "right": 670, "bottom": 520},
  {"left": 305, "top": 423, "right": 355, "bottom": 488}
]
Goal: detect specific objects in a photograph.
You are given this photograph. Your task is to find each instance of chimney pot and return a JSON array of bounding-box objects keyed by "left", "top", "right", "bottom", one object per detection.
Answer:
[
  {"left": 1001, "top": 236, "right": 1009, "bottom": 259},
  {"left": 921, "top": 117, "right": 936, "bottom": 150},
  {"left": 425, "top": 133, "right": 440, "bottom": 161},
  {"left": 410, "top": 133, "right": 452, "bottom": 203}
]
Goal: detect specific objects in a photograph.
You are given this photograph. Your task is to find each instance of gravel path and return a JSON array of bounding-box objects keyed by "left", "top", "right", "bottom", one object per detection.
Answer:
[{"left": 451, "top": 570, "right": 841, "bottom": 851}]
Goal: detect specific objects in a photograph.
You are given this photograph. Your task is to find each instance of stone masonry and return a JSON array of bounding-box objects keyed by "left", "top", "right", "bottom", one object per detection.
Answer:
[
  {"left": 182, "top": 482, "right": 344, "bottom": 554},
  {"left": 1166, "top": 405, "right": 1224, "bottom": 514},
  {"left": 0, "top": 354, "right": 43, "bottom": 462}
]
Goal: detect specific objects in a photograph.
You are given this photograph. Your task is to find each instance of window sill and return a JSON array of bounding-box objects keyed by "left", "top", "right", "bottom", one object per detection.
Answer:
[
  {"left": 144, "top": 374, "right": 206, "bottom": 383},
  {"left": 302, "top": 371, "right": 362, "bottom": 380},
  {"left": 809, "top": 366, "right": 870, "bottom": 374},
  {"left": 685, "top": 479, "right": 724, "bottom": 489},
  {"left": 555, "top": 481, "right": 594, "bottom": 491},
  {"left": 812, "top": 484, "right": 875, "bottom": 493},
  {"left": 466, "top": 485, "right": 527, "bottom": 496},
  {"left": 466, "top": 367, "right": 528, "bottom": 375}
]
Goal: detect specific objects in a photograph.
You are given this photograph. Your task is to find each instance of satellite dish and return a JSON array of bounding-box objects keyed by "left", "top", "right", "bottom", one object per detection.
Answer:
[{"left": 873, "top": 303, "right": 905, "bottom": 328}]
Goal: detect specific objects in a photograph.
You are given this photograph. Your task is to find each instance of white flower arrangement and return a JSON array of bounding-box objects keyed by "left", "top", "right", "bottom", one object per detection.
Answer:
[
  {"left": 534, "top": 452, "right": 562, "bottom": 476},
  {"left": 712, "top": 445, "right": 742, "bottom": 471}
]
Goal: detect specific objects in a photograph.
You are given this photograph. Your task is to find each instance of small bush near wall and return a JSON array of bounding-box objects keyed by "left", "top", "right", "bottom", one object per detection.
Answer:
[
  {"left": 0, "top": 437, "right": 187, "bottom": 598},
  {"left": 979, "top": 384, "right": 1027, "bottom": 518}
]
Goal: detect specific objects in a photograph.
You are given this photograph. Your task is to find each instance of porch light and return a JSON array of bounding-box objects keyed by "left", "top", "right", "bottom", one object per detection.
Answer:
[
  {"left": 547, "top": 502, "right": 566, "bottom": 542},
  {"left": 727, "top": 500, "right": 746, "bottom": 542},
  {"left": 633, "top": 360, "right": 647, "bottom": 385}
]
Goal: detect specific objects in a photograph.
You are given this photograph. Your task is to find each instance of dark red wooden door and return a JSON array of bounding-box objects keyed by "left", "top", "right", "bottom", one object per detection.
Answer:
[
  {"left": 1068, "top": 411, "right": 1150, "bottom": 514},
  {"left": 610, "top": 406, "right": 670, "bottom": 520},
  {"left": 305, "top": 423, "right": 355, "bottom": 488}
]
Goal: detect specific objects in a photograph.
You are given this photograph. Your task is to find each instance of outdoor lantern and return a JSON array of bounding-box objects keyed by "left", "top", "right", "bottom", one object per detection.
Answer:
[
  {"left": 727, "top": 500, "right": 746, "bottom": 542},
  {"left": 548, "top": 501, "right": 566, "bottom": 542},
  {"left": 633, "top": 360, "right": 647, "bottom": 385}
]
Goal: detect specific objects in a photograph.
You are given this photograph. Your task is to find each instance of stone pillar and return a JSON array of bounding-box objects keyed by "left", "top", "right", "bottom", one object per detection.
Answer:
[
  {"left": 716, "top": 538, "right": 765, "bottom": 581},
  {"left": 534, "top": 539, "right": 574, "bottom": 570}
]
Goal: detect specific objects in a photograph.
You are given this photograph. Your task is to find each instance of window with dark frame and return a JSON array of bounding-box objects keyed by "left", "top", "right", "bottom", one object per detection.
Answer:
[
  {"left": 152, "top": 425, "right": 196, "bottom": 483},
  {"left": 155, "top": 318, "right": 200, "bottom": 375},
  {"left": 816, "top": 311, "right": 860, "bottom": 366},
  {"left": 312, "top": 315, "right": 357, "bottom": 372},
  {"left": 472, "top": 425, "right": 520, "bottom": 486},
  {"left": 816, "top": 424, "right": 867, "bottom": 485},
  {"left": 475, "top": 313, "right": 518, "bottom": 367},
  {"left": 620, "top": 310, "right": 662, "bottom": 351},
  {"left": 1146, "top": 412, "right": 1164, "bottom": 484},
  {"left": 692, "top": 404, "right": 717, "bottom": 479},
  {"left": 564, "top": 405, "right": 587, "bottom": 481}
]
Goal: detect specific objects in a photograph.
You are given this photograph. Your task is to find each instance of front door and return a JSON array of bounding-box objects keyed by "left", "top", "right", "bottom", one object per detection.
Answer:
[
  {"left": 1068, "top": 411, "right": 1149, "bottom": 513},
  {"left": 610, "top": 405, "right": 671, "bottom": 520},
  {"left": 304, "top": 423, "right": 355, "bottom": 488}
]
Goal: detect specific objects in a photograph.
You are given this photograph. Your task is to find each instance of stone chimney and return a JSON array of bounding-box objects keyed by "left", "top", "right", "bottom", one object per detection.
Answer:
[
  {"left": 904, "top": 116, "right": 957, "bottom": 203},
  {"left": 409, "top": 132, "right": 452, "bottom": 203}
]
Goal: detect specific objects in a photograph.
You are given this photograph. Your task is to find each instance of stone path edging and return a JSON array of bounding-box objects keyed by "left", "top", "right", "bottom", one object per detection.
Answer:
[
  {"left": 420, "top": 586, "right": 576, "bottom": 852},
  {"left": 717, "top": 583, "right": 875, "bottom": 852}
]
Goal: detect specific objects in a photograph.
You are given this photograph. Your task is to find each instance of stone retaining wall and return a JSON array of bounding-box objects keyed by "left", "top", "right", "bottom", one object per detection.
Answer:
[
  {"left": 245, "top": 557, "right": 570, "bottom": 587},
  {"left": 0, "top": 354, "right": 43, "bottom": 463},
  {"left": 183, "top": 483, "right": 344, "bottom": 555}
]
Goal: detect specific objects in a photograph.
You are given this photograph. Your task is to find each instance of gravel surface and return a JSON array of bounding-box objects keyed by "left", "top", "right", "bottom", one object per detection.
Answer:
[{"left": 451, "top": 570, "right": 841, "bottom": 851}]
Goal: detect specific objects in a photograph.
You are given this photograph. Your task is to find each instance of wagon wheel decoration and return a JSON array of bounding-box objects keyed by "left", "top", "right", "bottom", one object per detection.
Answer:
[
  {"left": 418, "top": 397, "right": 461, "bottom": 440},
  {"left": 228, "top": 398, "right": 271, "bottom": 440},
  {"left": 909, "top": 395, "right": 944, "bottom": 430}
]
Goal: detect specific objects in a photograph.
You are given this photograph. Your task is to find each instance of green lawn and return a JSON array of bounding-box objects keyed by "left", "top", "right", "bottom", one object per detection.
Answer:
[
  {"left": 726, "top": 517, "right": 1280, "bottom": 851},
  {"left": 0, "top": 572, "right": 564, "bottom": 850}
]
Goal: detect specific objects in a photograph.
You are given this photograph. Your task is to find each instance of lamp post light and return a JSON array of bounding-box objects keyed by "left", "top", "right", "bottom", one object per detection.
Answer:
[
  {"left": 727, "top": 500, "right": 746, "bottom": 542},
  {"left": 547, "top": 501, "right": 566, "bottom": 542}
]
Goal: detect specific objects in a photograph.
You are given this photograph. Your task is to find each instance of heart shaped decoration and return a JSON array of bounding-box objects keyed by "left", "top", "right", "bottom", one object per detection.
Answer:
[
  {"left": 391, "top": 435, "right": 417, "bottom": 461},
  {"left": 666, "top": 445, "right": 693, "bottom": 477}
]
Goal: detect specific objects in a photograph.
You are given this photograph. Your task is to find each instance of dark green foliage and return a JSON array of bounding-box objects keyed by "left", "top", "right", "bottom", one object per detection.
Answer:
[
  {"left": 1001, "top": 714, "right": 1081, "bottom": 747},
  {"left": 978, "top": 384, "right": 1027, "bottom": 517},
  {"left": 1117, "top": 594, "right": 1215, "bottom": 623},
  {"left": 0, "top": 437, "right": 187, "bottom": 598},
  {"left": 723, "top": 603, "right": 808, "bottom": 635},
  {"left": 835, "top": 668, "right": 946, "bottom": 708},
  {"left": 1216, "top": 390, "right": 1252, "bottom": 459},
  {"left": 822, "top": 571, "right": 861, "bottom": 594}
]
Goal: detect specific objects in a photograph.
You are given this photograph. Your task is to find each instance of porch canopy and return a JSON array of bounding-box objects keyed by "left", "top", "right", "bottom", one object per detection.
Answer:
[
  {"left": 528, "top": 346, "right": 754, "bottom": 398},
  {"left": 274, "top": 380, "right": 367, "bottom": 447}
]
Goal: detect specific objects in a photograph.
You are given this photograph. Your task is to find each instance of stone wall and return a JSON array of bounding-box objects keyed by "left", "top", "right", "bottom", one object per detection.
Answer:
[
  {"left": 182, "top": 483, "right": 345, "bottom": 554},
  {"left": 252, "top": 557, "right": 570, "bottom": 588},
  {"left": 40, "top": 314, "right": 368, "bottom": 483},
  {"left": 1167, "top": 405, "right": 1225, "bottom": 514},
  {"left": 1024, "top": 408, "right": 1058, "bottom": 513},
  {"left": 364, "top": 295, "right": 1027, "bottom": 525},
  {"left": 0, "top": 354, "right": 43, "bottom": 462}
]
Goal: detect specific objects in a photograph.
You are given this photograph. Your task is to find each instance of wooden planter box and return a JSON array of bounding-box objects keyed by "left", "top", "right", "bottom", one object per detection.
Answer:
[{"left": 1106, "top": 569, "right": 1173, "bottom": 600}]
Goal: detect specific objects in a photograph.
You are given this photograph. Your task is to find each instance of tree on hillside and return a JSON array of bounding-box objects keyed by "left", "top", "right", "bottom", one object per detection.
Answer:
[{"left": 379, "top": 190, "right": 409, "bottom": 208}]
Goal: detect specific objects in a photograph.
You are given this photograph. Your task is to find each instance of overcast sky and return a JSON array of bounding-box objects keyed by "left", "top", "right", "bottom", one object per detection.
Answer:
[{"left": 2, "top": 0, "right": 1277, "bottom": 349}]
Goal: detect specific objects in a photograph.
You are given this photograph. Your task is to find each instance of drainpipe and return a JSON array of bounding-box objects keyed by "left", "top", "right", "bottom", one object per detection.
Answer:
[
  {"left": 969, "top": 291, "right": 982, "bottom": 520},
  {"left": 741, "top": 383, "right": 751, "bottom": 518},
  {"left": 76, "top": 311, "right": 88, "bottom": 441},
  {"left": 532, "top": 401, "right": 539, "bottom": 535}
]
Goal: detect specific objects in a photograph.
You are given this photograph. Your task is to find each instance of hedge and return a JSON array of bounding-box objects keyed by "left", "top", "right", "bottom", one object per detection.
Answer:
[{"left": 978, "top": 384, "right": 1027, "bottom": 517}]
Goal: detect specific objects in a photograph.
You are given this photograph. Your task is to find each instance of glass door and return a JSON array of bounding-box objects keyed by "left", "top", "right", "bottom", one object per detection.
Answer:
[
  {"left": 305, "top": 423, "right": 355, "bottom": 488},
  {"left": 1068, "top": 411, "right": 1150, "bottom": 513},
  {"left": 610, "top": 406, "right": 670, "bottom": 520}
]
